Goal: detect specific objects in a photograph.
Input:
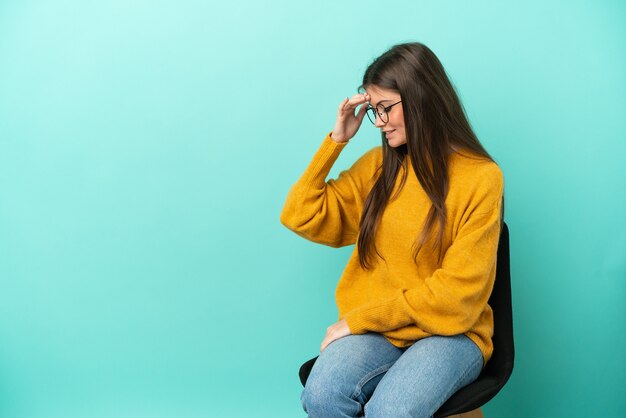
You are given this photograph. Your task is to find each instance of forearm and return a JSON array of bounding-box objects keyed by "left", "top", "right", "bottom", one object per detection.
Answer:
[
  {"left": 280, "top": 133, "right": 358, "bottom": 246},
  {"left": 344, "top": 206, "right": 501, "bottom": 335}
]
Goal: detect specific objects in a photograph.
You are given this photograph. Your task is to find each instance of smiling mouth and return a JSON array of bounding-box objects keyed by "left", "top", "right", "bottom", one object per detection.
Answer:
[{"left": 384, "top": 130, "right": 396, "bottom": 136}]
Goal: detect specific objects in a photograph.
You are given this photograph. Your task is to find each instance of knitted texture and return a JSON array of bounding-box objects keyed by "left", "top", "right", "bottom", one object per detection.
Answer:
[{"left": 281, "top": 133, "right": 503, "bottom": 364}]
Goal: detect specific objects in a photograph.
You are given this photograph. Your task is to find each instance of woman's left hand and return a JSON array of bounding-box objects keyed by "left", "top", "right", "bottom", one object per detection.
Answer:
[{"left": 320, "top": 319, "right": 352, "bottom": 352}]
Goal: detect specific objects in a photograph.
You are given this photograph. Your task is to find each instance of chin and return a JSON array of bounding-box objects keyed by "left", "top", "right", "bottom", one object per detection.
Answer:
[{"left": 387, "top": 138, "right": 407, "bottom": 148}]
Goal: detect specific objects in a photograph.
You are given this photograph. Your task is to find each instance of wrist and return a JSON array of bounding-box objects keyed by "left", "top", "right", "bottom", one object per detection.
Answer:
[{"left": 330, "top": 131, "right": 349, "bottom": 144}]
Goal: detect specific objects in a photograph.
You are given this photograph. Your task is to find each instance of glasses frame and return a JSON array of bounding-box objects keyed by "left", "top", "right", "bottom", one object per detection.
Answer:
[{"left": 365, "top": 100, "right": 402, "bottom": 125}]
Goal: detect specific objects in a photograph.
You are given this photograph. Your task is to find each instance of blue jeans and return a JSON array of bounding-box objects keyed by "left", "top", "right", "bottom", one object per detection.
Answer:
[{"left": 301, "top": 333, "right": 483, "bottom": 418}]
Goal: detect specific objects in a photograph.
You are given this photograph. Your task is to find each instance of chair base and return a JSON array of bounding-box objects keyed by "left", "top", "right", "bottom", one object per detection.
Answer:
[{"left": 448, "top": 408, "right": 484, "bottom": 418}]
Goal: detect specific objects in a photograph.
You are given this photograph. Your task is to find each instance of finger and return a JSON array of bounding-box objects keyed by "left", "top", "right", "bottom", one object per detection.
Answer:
[
  {"left": 341, "top": 94, "right": 369, "bottom": 113},
  {"left": 346, "top": 93, "right": 369, "bottom": 108},
  {"left": 321, "top": 333, "right": 339, "bottom": 351},
  {"left": 320, "top": 327, "right": 337, "bottom": 352},
  {"left": 321, "top": 332, "right": 343, "bottom": 352},
  {"left": 320, "top": 335, "right": 330, "bottom": 352},
  {"left": 356, "top": 101, "right": 369, "bottom": 121},
  {"left": 337, "top": 97, "right": 350, "bottom": 113}
]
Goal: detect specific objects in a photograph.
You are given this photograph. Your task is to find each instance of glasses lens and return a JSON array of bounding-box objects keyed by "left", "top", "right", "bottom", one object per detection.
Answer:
[{"left": 376, "top": 104, "right": 389, "bottom": 123}]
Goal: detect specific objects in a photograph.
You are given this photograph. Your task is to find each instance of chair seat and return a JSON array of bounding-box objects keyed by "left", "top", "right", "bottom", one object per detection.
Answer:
[{"left": 434, "top": 372, "right": 509, "bottom": 417}]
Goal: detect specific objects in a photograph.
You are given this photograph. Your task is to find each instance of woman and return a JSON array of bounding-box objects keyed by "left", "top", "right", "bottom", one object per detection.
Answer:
[{"left": 280, "top": 42, "right": 504, "bottom": 418}]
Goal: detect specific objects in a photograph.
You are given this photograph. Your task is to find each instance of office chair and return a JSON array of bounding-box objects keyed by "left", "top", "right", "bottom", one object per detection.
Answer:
[{"left": 298, "top": 222, "right": 514, "bottom": 417}]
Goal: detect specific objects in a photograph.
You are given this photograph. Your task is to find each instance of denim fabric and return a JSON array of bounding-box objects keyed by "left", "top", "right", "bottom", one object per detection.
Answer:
[{"left": 301, "top": 333, "right": 482, "bottom": 418}]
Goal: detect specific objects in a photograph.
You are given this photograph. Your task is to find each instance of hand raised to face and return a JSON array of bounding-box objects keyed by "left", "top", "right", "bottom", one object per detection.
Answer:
[{"left": 330, "top": 93, "right": 371, "bottom": 144}]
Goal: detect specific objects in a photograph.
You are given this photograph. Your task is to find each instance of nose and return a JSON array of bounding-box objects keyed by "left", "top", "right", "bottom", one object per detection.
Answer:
[{"left": 374, "top": 114, "right": 386, "bottom": 128}]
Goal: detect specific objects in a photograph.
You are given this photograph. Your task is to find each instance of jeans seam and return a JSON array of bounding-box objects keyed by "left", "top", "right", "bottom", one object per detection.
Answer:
[{"left": 350, "top": 362, "right": 395, "bottom": 400}]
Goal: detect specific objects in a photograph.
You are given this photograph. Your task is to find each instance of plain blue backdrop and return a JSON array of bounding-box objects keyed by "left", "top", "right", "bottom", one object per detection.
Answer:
[{"left": 0, "top": 1, "right": 625, "bottom": 417}]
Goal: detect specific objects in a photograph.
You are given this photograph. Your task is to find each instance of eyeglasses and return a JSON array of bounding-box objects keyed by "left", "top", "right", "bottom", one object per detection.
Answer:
[{"left": 365, "top": 100, "right": 402, "bottom": 125}]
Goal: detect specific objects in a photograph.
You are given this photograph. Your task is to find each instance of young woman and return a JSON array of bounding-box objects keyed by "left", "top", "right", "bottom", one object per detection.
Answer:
[{"left": 280, "top": 42, "right": 504, "bottom": 418}]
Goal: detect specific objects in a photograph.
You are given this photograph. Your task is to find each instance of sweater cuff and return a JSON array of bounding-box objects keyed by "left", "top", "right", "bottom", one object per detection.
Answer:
[{"left": 324, "top": 131, "right": 349, "bottom": 147}]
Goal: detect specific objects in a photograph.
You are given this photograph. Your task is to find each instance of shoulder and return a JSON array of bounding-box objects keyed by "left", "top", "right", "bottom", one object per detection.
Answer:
[
  {"left": 449, "top": 150, "right": 503, "bottom": 186},
  {"left": 448, "top": 151, "right": 503, "bottom": 213}
]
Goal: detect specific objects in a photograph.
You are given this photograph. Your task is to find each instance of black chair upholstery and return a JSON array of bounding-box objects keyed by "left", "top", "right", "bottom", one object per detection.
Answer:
[{"left": 298, "top": 222, "right": 514, "bottom": 417}]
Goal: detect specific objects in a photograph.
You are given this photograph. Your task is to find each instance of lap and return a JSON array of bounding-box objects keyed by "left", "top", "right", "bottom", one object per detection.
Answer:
[
  {"left": 305, "top": 333, "right": 403, "bottom": 402},
  {"left": 302, "top": 334, "right": 483, "bottom": 418},
  {"left": 366, "top": 335, "right": 483, "bottom": 417}
]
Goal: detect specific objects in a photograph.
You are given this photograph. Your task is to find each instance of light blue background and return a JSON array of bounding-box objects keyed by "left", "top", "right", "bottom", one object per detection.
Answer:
[{"left": 1, "top": 1, "right": 624, "bottom": 417}]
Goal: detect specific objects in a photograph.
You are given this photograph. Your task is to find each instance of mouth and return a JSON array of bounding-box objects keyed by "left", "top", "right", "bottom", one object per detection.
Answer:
[{"left": 383, "top": 129, "right": 396, "bottom": 136}]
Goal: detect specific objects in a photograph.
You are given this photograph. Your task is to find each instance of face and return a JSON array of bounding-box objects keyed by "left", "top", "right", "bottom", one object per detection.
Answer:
[{"left": 365, "top": 85, "right": 406, "bottom": 147}]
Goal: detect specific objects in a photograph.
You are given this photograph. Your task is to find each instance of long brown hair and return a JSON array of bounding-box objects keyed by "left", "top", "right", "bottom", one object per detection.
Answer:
[{"left": 357, "top": 42, "right": 494, "bottom": 269}]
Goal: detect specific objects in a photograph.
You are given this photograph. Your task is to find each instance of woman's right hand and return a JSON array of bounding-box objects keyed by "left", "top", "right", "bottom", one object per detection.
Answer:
[{"left": 330, "top": 93, "right": 370, "bottom": 144}]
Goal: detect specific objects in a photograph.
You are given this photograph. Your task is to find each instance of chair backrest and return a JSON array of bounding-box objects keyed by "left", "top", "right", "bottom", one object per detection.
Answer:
[
  {"left": 434, "top": 221, "right": 514, "bottom": 416},
  {"left": 485, "top": 222, "right": 514, "bottom": 380}
]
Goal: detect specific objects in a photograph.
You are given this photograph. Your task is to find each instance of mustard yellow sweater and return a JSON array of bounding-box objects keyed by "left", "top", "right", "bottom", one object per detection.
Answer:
[{"left": 280, "top": 133, "right": 504, "bottom": 364}]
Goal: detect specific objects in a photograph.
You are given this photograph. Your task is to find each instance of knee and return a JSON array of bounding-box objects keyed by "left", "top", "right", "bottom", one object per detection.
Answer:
[
  {"left": 300, "top": 384, "right": 327, "bottom": 416},
  {"left": 365, "top": 389, "right": 430, "bottom": 418},
  {"left": 301, "top": 376, "right": 355, "bottom": 417},
  {"left": 365, "top": 400, "right": 420, "bottom": 418},
  {"left": 365, "top": 396, "right": 407, "bottom": 418}
]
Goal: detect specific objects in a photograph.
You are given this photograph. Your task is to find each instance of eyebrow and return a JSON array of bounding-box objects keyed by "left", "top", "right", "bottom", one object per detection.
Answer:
[{"left": 371, "top": 99, "right": 393, "bottom": 107}]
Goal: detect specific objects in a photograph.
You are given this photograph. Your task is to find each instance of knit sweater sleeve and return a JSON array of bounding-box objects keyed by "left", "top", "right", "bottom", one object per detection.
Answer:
[
  {"left": 280, "top": 133, "right": 381, "bottom": 247},
  {"left": 344, "top": 167, "right": 504, "bottom": 335}
]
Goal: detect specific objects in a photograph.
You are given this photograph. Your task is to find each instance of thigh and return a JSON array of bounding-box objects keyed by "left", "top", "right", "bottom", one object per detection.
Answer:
[
  {"left": 303, "top": 333, "right": 403, "bottom": 413},
  {"left": 365, "top": 335, "right": 483, "bottom": 418}
]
